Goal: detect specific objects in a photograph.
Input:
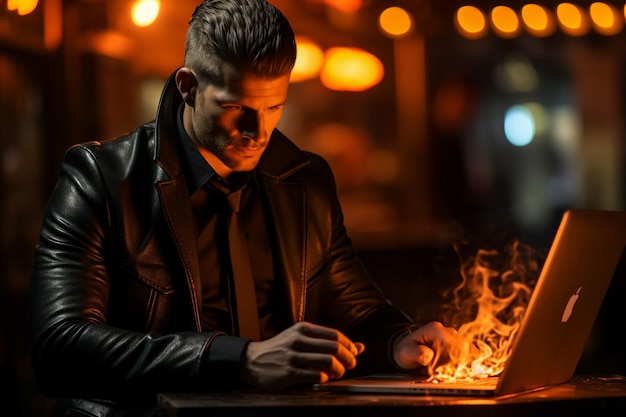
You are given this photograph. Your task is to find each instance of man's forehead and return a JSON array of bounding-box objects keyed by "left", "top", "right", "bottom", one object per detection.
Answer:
[{"left": 215, "top": 72, "right": 290, "bottom": 100}]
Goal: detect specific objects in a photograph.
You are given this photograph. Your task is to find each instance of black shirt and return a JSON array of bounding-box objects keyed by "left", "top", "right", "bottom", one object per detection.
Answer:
[{"left": 176, "top": 105, "right": 286, "bottom": 339}]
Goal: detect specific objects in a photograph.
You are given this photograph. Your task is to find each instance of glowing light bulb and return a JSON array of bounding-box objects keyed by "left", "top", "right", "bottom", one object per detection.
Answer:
[
  {"left": 455, "top": 6, "right": 488, "bottom": 39},
  {"left": 521, "top": 4, "right": 556, "bottom": 37},
  {"left": 291, "top": 37, "right": 324, "bottom": 83},
  {"left": 132, "top": 0, "right": 160, "bottom": 27},
  {"left": 589, "top": 2, "right": 622, "bottom": 35},
  {"left": 379, "top": 7, "right": 413, "bottom": 38},
  {"left": 556, "top": 3, "right": 589, "bottom": 36},
  {"left": 320, "top": 47, "right": 384, "bottom": 92},
  {"left": 7, "top": 0, "right": 39, "bottom": 16},
  {"left": 490, "top": 5, "right": 520, "bottom": 38}
]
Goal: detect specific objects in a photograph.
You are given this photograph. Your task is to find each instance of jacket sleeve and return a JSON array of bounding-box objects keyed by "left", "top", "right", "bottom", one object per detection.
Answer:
[
  {"left": 301, "top": 153, "right": 414, "bottom": 375},
  {"left": 27, "top": 144, "right": 238, "bottom": 401}
]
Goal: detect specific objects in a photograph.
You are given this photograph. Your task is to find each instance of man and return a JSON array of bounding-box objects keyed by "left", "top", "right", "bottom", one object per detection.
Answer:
[{"left": 28, "top": 1, "right": 465, "bottom": 416}]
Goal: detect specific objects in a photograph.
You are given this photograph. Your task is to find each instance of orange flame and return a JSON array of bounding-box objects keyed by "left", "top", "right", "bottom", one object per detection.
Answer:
[{"left": 433, "top": 240, "right": 545, "bottom": 381}]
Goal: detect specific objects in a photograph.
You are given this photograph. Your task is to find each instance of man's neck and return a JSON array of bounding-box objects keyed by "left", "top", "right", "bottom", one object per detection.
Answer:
[{"left": 197, "top": 146, "right": 234, "bottom": 180}]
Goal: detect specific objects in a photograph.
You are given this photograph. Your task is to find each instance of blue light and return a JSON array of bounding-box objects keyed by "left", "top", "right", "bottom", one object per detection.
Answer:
[{"left": 504, "top": 105, "right": 535, "bottom": 147}]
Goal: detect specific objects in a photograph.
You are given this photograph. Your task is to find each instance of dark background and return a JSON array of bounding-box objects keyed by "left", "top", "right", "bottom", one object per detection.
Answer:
[{"left": 2, "top": 1, "right": 625, "bottom": 415}]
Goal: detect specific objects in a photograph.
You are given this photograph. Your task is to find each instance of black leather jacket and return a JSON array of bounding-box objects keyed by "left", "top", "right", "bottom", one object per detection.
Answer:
[{"left": 28, "top": 72, "right": 411, "bottom": 413}]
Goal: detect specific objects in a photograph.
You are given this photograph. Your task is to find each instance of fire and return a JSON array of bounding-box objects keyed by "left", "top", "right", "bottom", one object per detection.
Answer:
[{"left": 432, "top": 240, "right": 545, "bottom": 381}]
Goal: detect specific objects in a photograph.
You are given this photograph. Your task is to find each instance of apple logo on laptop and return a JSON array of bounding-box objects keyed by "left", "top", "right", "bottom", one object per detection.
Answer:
[{"left": 561, "top": 286, "right": 582, "bottom": 322}]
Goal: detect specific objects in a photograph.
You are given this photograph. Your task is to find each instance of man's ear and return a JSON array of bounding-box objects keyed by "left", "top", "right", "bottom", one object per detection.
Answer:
[{"left": 175, "top": 67, "right": 197, "bottom": 107}]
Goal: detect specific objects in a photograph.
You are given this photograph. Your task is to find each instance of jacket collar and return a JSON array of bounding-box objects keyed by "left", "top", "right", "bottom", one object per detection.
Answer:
[{"left": 154, "top": 69, "right": 312, "bottom": 326}]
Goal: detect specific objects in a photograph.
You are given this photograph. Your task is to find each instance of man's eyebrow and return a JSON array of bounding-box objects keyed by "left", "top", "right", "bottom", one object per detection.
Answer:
[{"left": 216, "top": 99, "right": 288, "bottom": 108}]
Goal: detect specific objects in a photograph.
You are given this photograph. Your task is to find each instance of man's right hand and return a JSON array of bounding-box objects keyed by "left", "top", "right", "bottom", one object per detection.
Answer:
[
  {"left": 392, "top": 321, "right": 477, "bottom": 373},
  {"left": 240, "top": 322, "right": 365, "bottom": 390}
]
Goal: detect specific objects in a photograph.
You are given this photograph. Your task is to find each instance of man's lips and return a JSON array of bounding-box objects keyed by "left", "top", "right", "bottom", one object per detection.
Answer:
[
  {"left": 227, "top": 135, "right": 266, "bottom": 155},
  {"left": 231, "top": 143, "right": 263, "bottom": 155}
]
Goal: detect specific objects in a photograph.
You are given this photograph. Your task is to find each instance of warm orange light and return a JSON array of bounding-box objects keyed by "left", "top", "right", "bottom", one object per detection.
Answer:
[
  {"left": 132, "top": 0, "right": 160, "bottom": 27},
  {"left": 434, "top": 241, "right": 541, "bottom": 382},
  {"left": 455, "top": 6, "right": 488, "bottom": 39},
  {"left": 521, "top": 4, "right": 556, "bottom": 37},
  {"left": 44, "top": 0, "right": 63, "bottom": 50},
  {"left": 85, "top": 31, "right": 134, "bottom": 59},
  {"left": 589, "top": 2, "right": 622, "bottom": 35},
  {"left": 556, "top": 3, "right": 589, "bottom": 36},
  {"left": 323, "top": 0, "right": 362, "bottom": 14},
  {"left": 320, "top": 47, "right": 384, "bottom": 92},
  {"left": 291, "top": 36, "right": 324, "bottom": 83},
  {"left": 490, "top": 5, "right": 521, "bottom": 38},
  {"left": 7, "top": 0, "right": 39, "bottom": 16},
  {"left": 379, "top": 7, "right": 413, "bottom": 38}
]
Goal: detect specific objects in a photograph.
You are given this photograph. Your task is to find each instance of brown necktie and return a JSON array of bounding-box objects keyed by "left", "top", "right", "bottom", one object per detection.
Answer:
[{"left": 226, "top": 189, "right": 261, "bottom": 341}]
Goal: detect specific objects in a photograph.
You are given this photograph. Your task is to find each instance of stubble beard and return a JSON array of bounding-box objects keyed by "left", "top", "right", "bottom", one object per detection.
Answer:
[{"left": 195, "top": 124, "right": 234, "bottom": 166}]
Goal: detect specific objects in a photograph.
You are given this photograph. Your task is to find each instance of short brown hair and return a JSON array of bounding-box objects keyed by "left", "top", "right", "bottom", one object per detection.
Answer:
[{"left": 184, "top": 0, "right": 297, "bottom": 85}]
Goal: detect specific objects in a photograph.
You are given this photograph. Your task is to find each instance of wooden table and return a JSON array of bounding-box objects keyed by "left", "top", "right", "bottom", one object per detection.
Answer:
[{"left": 158, "top": 375, "right": 626, "bottom": 417}]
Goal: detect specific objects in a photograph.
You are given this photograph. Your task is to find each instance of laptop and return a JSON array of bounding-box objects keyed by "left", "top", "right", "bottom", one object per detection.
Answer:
[{"left": 314, "top": 210, "right": 626, "bottom": 397}]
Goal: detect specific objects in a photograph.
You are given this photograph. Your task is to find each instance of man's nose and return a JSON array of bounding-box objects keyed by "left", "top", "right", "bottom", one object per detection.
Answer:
[{"left": 239, "top": 109, "right": 266, "bottom": 142}]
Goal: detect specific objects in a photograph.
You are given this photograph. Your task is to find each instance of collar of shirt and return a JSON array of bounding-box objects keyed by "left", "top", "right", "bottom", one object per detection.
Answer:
[
  {"left": 176, "top": 103, "right": 216, "bottom": 195},
  {"left": 176, "top": 103, "right": 256, "bottom": 195}
]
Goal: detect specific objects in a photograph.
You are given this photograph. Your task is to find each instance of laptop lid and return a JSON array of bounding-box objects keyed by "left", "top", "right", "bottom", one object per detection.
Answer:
[
  {"left": 495, "top": 209, "right": 626, "bottom": 395},
  {"left": 314, "top": 210, "right": 626, "bottom": 396}
]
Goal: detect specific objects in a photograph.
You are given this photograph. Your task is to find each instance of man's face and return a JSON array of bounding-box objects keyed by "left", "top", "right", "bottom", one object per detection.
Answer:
[{"left": 189, "top": 66, "right": 290, "bottom": 175}]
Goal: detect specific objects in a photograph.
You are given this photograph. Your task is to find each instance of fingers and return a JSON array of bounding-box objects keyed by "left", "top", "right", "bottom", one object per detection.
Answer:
[
  {"left": 242, "top": 323, "right": 366, "bottom": 390},
  {"left": 293, "top": 352, "right": 350, "bottom": 380},
  {"left": 415, "top": 345, "right": 435, "bottom": 366},
  {"left": 394, "top": 321, "right": 470, "bottom": 371},
  {"left": 394, "top": 337, "right": 434, "bottom": 370},
  {"left": 319, "top": 371, "right": 330, "bottom": 384},
  {"left": 292, "top": 322, "right": 364, "bottom": 378},
  {"left": 290, "top": 337, "right": 356, "bottom": 375},
  {"left": 299, "top": 322, "right": 362, "bottom": 357}
]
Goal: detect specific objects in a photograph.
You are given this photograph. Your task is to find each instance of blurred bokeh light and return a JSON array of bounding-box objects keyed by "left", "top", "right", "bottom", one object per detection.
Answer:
[
  {"left": 490, "top": 5, "right": 521, "bottom": 38},
  {"left": 455, "top": 5, "right": 488, "bottom": 39},
  {"left": 521, "top": 4, "right": 556, "bottom": 37},
  {"left": 131, "top": 0, "right": 160, "bottom": 27},
  {"left": 320, "top": 47, "right": 384, "bottom": 91},
  {"left": 292, "top": 36, "right": 324, "bottom": 82},
  {"left": 379, "top": 7, "right": 413, "bottom": 38}
]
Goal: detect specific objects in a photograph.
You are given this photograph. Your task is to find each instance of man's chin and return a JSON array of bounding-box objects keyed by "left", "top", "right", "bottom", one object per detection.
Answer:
[
  {"left": 227, "top": 159, "right": 261, "bottom": 173},
  {"left": 224, "top": 151, "right": 263, "bottom": 172}
]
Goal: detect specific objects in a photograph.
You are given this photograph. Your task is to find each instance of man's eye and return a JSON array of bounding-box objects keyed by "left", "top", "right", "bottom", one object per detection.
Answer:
[
  {"left": 222, "top": 105, "right": 242, "bottom": 111},
  {"left": 268, "top": 105, "right": 284, "bottom": 111}
]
